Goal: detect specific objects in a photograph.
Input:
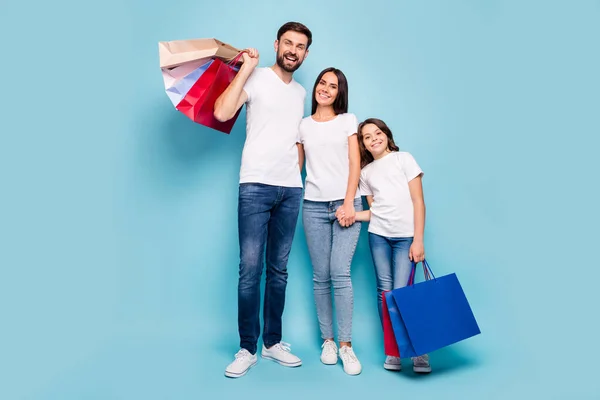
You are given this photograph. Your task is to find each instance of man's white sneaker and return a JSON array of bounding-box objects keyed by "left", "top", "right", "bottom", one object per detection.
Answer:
[
  {"left": 224, "top": 349, "right": 257, "bottom": 378},
  {"left": 261, "top": 342, "right": 302, "bottom": 367},
  {"left": 412, "top": 354, "right": 431, "bottom": 373},
  {"left": 320, "top": 340, "right": 338, "bottom": 365},
  {"left": 339, "top": 346, "right": 362, "bottom": 375},
  {"left": 383, "top": 355, "right": 402, "bottom": 371}
]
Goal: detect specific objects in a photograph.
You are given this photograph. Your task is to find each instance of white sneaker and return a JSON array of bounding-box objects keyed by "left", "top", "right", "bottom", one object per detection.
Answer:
[
  {"left": 320, "top": 340, "right": 338, "bottom": 365},
  {"left": 383, "top": 355, "right": 402, "bottom": 371},
  {"left": 224, "top": 349, "right": 257, "bottom": 378},
  {"left": 338, "top": 346, "right": 362, "bottom": 375},
  {"left": 412, "top": 354, "right": 431, "bottom": 373},
  {"left": 261, "top": 342, "right": 302, "bottom": 367}
]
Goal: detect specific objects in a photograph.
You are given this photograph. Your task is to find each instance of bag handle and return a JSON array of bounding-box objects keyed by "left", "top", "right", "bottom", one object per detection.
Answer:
[
  {"left": 407, "top": 259, "right": 436, "bottom": 286},
  {"left": 226, "top": 50, "right": 246, "bottom": 67}
]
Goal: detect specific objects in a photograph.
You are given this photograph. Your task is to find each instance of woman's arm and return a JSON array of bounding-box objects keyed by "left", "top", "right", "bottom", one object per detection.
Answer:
[{"left": 338, "top": 134, "right": 361, "bottom": 226}]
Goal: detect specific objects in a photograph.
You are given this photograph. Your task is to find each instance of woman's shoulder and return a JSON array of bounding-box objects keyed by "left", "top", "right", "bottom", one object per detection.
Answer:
[
  {"left": 339, "top": 112, "right": 358, "bottom": 121},
  {"left": 300, "top": 115, "right": 314, "bottom": 125}
]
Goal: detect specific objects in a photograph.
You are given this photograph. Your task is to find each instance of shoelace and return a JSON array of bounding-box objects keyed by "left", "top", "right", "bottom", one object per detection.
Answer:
[
  {"left": 322, "top": 341, "right": 337, "bottom": 355},
  {"left": 340, "top": 347, "right": 358, "bottom": 363},
  {"left": 235, "top": 349, "right": 251, "bottom": 361},
  {"left": 273, "top": 342, "right": 292, "bottom": 353},
  {"left": 413, "top": 355, "right": 429, "bottom": 364}
]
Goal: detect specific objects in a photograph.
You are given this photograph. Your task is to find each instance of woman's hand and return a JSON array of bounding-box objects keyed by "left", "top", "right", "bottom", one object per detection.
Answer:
[{"left": 336, "top": 202, "right": 356, "bottom": 227}]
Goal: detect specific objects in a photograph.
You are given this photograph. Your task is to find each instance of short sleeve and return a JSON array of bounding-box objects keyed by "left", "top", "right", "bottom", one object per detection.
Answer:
[
  {"left": 359, "top": 170, "right": 372, "bottom": 196},
  {"left": 242, "top": 69, "right": 259, "bottom": 103},
  {"left": 347, "top": 113, "right": 359, "bottom": 137},
  {"left": 399, "top": 152, "right": 423, "bottom": 181},
  {"left": 297, "top": 120, "right": 306, "bottom": 144}
]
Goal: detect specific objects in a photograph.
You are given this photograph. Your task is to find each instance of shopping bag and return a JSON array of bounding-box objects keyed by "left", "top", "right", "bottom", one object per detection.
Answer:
[
  {"left": 161, "top": 59, "right": 211, "bottom": 90},
  {"left": 390, "top": 260, "right": 481, "bottom": 356},
  {"left": 385, "top": 291, "right": 417, "bottom": 358},
  {"left": 164, "top": 60, "right": 213, "bottom": 107},
  {"left": 158, "top": 38, "right": 240, "bottom": 69},
  {"left": 382, "top": 291, "right": 400, "bottom": 357},
  {"left": 175, "top": 54, "right": 243, "bottom": 134}
]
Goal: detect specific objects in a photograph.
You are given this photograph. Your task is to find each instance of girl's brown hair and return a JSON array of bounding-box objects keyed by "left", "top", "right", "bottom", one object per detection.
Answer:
[{"left": 357, "top": 118, "right": 400, "bottom": 168}]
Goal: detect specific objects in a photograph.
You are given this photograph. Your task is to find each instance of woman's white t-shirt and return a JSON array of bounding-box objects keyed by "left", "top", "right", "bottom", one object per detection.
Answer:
[
  {"left": 359, "top": 151, "right": 423, "bottom": 237},
  {"left": 298, "top": 113, "right": 360, "bottom": 201}
]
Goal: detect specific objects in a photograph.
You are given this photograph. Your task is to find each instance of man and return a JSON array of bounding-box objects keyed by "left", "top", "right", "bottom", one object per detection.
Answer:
[{"left": 213, "top": 21, "right": 312, "bottom": 378}]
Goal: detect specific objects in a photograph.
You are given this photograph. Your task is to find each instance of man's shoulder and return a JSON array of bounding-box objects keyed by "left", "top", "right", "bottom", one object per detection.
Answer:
[{"left": 248, "top": 67, "right": 270, "bottom": 80}]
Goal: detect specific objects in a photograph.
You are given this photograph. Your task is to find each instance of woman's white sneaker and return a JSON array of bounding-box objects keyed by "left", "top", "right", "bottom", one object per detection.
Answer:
[
  {"left": 224, "top": 349, "right": 257, "bottom": 378},
  {"left": 320, "top": 340, "right": 338, "bottom": 365},
  {"left": 339, "top": 346, "right": 362, "bottom": 375},
  {"left": 383, "top": 355, "right": 402, "bottom": 371},
  {"left": 261, "top": 342, "right": 302, "bottom": 367}
]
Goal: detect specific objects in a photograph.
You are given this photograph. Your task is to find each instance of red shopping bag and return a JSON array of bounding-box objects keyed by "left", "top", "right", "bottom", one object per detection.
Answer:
[
  {"left": 176, "top": 53, "right": 243, "bottom": 134},
  {"left": 382, "top": 291, "right": 400, "bottom": 357}
]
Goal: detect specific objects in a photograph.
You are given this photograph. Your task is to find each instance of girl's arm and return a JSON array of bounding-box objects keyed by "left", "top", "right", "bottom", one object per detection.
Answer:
[
  {"left": 338, "top": 134, "right": 361, "bottom": 226},
  {"left": 354, "top": 195, "right": 373, "bottom": 221},
  {"left": 339, "top": 195, "right": 372, "bottom": 222},
  {"left": 408, "top": 175, "right": 426, "bottom": 262}
]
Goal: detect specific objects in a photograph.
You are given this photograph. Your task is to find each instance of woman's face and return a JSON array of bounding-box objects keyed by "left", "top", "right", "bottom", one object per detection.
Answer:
[
  {"left": 361, "top": 123, "right": 389, "bottom": 157},
  {"left": 314, "top": 71, "right": 338, "bottom": 107}
]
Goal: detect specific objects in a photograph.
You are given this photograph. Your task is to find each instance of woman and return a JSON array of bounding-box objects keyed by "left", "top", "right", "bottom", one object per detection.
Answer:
[{"left": 297, "top": 67, "right": 362, "bottom": 375}]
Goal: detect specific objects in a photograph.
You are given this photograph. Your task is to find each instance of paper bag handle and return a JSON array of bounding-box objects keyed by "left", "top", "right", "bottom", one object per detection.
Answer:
[
  {"left": 227, "top": 50, "right": 246, "bottom": 67},
  {"left": 407, "top": 259, "right": 436, "bottom": 286}
]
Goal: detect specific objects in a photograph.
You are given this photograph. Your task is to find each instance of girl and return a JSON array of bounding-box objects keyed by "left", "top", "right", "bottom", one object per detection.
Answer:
[
  {"left": 297, "top": 67, "right": 362, "bottom": 375},
  {"left": 337, "top": 118, "right": 431, "bottom": 374}
]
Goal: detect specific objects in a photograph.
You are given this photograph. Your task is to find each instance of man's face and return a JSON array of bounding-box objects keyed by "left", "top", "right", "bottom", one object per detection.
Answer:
[{"left": 275, "top": 31, "right": 309, "bottom": 73}]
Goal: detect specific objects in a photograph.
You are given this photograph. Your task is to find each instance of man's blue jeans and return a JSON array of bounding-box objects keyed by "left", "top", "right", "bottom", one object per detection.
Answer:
[{"left": 237, "top": 183, "right": 302, "bottom": 355}]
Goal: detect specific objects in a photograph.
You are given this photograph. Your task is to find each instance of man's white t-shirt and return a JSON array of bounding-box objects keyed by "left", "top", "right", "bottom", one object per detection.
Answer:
[
  {"left": 240, "top": 67, "right": 305, "bottom": 188},
  {"left": 359, "top": 151, "right": 423, "bottom": 237},
  {"left": 298, "top": 113, "right": 360, "bottom": 201}
]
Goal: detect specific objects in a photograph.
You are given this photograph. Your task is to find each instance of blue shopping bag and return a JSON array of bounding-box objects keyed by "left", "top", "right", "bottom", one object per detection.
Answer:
[{"left": 389, "top": 260, "right": 481, "bottom": 357}]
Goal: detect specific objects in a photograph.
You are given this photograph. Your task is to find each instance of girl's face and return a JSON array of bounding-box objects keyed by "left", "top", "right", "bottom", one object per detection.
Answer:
[
  {"left": 314, "top": 71, "right": 338, "bottom": 107},
  {"left": 361, "top": 123, "right": 389, "bottom": 158}
]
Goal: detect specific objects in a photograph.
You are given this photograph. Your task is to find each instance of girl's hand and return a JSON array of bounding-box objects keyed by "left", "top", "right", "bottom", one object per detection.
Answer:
[{"left": 409, "top": 240, "right": 425, "bottom": 263}]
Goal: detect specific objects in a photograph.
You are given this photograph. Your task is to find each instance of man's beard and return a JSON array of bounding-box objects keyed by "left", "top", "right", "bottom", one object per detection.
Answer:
[{"left": 276, "top": 51, "right": 303, "bottom": 72}]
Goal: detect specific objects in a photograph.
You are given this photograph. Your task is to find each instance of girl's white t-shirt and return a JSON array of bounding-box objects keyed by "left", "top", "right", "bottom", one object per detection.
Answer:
[
  {"left": 298, "top": 113, "right": 361, "bottom": 201},
  {"left": 359, "top": 151, "right": 423, "bottom": 237}
]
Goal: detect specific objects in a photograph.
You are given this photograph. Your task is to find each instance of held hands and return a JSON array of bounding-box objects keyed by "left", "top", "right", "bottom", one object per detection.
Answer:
[
  {"left": 335, "top": 203, "right": 356, "bottom": 228},
  {"left": 409, "top": 240, "right": 425, "bottom": 263},
  {"left": 241, "top": 48, "right": 259, "bottom": 70}
]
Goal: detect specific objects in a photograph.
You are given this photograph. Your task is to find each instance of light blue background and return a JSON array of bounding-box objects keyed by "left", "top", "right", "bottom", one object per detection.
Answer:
[{"left": 1, "top": 0, "right": 599, "bottom": 399}]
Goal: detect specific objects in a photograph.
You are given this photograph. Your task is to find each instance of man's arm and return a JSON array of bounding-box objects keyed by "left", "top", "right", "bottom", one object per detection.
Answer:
[
  {"left": 213, "top": 48, "right": 259, "bottom": 122},
  {"left": 297, "top": 143, "right": 305, "bottom": 173}
]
